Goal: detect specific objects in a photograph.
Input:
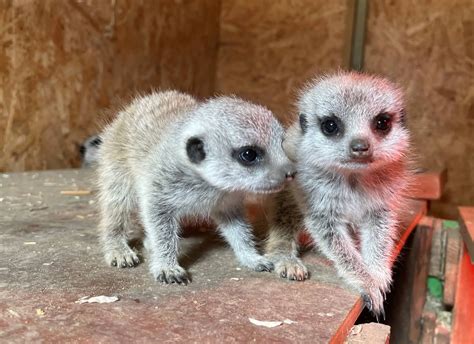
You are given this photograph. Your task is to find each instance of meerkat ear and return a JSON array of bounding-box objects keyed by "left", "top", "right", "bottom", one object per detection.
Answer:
[
  {"left": 299, "top": 113, "right": 308, "bottom": 134},
  {"left": 282, "top": 123, "right": 301, "bottom": 162},
  {"left": 186, "top": 137, "right": 206, "bottom": 164}
]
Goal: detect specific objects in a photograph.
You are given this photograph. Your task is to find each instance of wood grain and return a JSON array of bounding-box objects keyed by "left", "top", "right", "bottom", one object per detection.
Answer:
[
  {"left": 365, "top": 0, "right": 474, "bottom": 218},
  {"left": 0, "top": 0, "right": 220, "bottom": 172}
]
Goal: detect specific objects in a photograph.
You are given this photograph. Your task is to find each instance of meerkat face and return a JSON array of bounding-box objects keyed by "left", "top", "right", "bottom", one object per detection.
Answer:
[
  {"left": 296, "top": 72, "right": 410, "bottom": 172},
  {"left": 80, "top": 135, "right": 102, "bottom": 167},
  {"left": 184, "top": 97, "right": 296, "bottom": 194}
]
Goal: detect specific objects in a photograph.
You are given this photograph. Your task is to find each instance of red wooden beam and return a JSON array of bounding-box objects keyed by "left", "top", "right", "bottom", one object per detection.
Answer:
[
  {"left": 458, "top": 207, "right": 474, "bottom": 262},
  {"left": 451, "top": 245, "right": 474, "bottom": 344},
  {"left": 451, "top": 207, "right": 474, "bottom": 343}
]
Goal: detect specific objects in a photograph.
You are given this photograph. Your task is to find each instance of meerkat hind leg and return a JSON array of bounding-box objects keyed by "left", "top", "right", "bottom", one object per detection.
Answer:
[
  {"left": 265, "top": 191, "right": 308, "bottom": 281},
  {"left": 214, "top": 212, "right": 274, "bottom": 272},
  {"left": 266, "top": 226, "right": 308, "bottom": 281},
  {"left": 99, "top": 183, "right": 140, "bottom": 268}
]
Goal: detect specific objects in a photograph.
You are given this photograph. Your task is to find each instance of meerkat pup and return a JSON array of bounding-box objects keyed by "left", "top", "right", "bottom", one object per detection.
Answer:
[
  {"left": 79, "top": 135, "right": 102, "bottom": 167},
  {"left": 265, "top": 72, "right": 411, "bottom": 317},
  {"left": 97, "top": 90, "right": 296, "bottom": 284}
]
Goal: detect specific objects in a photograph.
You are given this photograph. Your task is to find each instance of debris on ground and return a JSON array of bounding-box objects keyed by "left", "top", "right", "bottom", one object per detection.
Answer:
[{"left": 75, "top": 295, "right": 120, "bottom": 304}]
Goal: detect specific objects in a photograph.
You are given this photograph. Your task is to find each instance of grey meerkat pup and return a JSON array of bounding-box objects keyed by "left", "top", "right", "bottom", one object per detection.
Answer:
[
  {"left": 97, "top": 90, "right": 296, "bottom": 284},
  {"left": 265, "top": 72, "right": 411, "bottom": 317},
  {"left": 79, "top": 135, "right": 102, "bottom": 167}
]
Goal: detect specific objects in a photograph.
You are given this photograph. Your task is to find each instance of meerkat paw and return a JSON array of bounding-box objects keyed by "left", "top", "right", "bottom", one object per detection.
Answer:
[
  {"left": 240, "top": 256, "right": 274, "bottom": 273},
  {"left": 362, "top": 286, "right": 386, "bottom": 321},
  {"left": 104, "top": 245, "right": 140, "bottom": 268},
  {"left": 152, "top": 265, "right": 190, "bottom": 285},
  {"left": 273, "top": 256, "right": 309, "bottom": 281}
]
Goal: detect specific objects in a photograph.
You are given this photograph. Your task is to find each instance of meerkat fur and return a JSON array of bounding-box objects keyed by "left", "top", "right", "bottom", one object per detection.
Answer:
[
  {"left": 265, "top": 72, "right": 412, "bottom": 318},
  {"left": 97, "top": 90, "right": 296, "bottom": 284}
]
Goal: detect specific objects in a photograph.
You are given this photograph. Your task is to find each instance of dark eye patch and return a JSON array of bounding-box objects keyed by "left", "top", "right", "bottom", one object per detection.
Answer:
[
  {"left": 186, "top": 137, "right": 206, "bottom": 164},
  {"left": 319, "top": 114, "right": 344, "bottom": 137},
  {"left": 233, "top": 146, "right": 265, "bottom": 167}
]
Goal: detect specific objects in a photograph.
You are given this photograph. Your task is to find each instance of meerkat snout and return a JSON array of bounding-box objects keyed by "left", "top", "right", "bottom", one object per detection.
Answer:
[
  {"left": 349, "top": 138, "right": 372, "bottom": 159},
  {"left": 284, "top": 167, "right": 297, "bottom": 181}
]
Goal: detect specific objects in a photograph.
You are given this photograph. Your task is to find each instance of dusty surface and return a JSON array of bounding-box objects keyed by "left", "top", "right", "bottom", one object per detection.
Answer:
[{"left": 0, "top": 169, "right": 424, "bottom": 343}]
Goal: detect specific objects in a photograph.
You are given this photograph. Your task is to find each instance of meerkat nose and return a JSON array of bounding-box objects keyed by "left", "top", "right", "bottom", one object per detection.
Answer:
[
  {"left": 285, "top": 170, "right": 297, "bottom": 181},
  {"left": 350, "top": 138, "right": 371, "bottom": 158}
]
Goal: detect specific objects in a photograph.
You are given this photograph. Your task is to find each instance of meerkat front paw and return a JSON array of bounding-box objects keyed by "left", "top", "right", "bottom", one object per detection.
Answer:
[
  {"left": 362, "top": 285, "right": 386, "bottom": 320},
  {"left": 104, "top": 245, "right": 140, "bottom": 268},
  {"left": 272, "top": 256, "right": 309, "bottom": 281},
  {"left": 152, "top": 265, "right": 190, "bottom": 285}
]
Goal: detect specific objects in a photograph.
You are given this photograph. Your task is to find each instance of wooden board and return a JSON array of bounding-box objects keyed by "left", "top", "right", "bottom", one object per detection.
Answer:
[
  {"left": 458, "top": 207, "right": 474, "bottom": 262},
  {"left": 345, "top": 323, "right": 390, "bottom": 343},
  {"left": 409, "top": 170, "right": 447, "bottom": 201},
  {"left": 443, "top": 222, "right": 462, "bottom": 308},
  {"left": 216, "top": 0, "right": 347, "bottom": 124},
  {"left": 451, "top": 245, "right": 474, "bottom": 344},
  {"left": 0, "top": 169, "right": 426, "bottom": 342},
  {"left": 451, "top": 207, "right": 474, "bottom": 343},
  {"left": 384, "top": 215, "right": 433, "bottom": 344},
  {"left": 0, "top": 0, "right": 220, "bottom": 173},
  {"left": 364, "top": 0, "right": 474, "bottom": 218}
]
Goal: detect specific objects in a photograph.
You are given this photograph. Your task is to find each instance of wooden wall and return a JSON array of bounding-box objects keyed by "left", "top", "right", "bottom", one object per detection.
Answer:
[
  {"left": 216, "top": 0, "right": 348, "bottom": 124},
  {"left": 365, "top": 0, "right": 474, "bottom": 218},
  {"left": 0, "top": 0, "right": 220, "bottom": 172}
]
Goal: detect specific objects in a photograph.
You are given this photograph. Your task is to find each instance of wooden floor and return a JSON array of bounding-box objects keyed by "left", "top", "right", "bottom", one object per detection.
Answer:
[{"left": 0, "top": 169, "right": 425, "bottom": 343}]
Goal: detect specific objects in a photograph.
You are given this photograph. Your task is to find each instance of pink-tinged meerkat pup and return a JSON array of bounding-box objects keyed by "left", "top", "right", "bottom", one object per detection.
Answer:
[{"left": 266, "top": 72, "right": 411, "bottom": 317}]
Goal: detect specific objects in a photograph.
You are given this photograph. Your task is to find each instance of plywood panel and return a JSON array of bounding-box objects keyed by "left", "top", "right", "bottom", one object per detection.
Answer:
[
  {"left": 0, "top": 0, "right": 220, "bottom": 172},
  {"left": 216, "top": 0, "right": 348, "bottom": 124},
  {"left": 364, "top": 0, "right": 474, "bottom": 217}
]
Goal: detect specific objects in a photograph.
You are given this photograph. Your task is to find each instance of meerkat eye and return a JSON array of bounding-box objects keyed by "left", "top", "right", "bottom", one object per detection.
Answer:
[
  {"left": 234, "top": 146, "right": 264, "bottom": 166},
  {"left": 374, "top": 113, "right": 392, "bottom": 133},
  {"left": 320, "top": 117, "right": 340, "bottom": 136},
  {"left": 79, "top": 145, "right": 86, "bottom": 156}
]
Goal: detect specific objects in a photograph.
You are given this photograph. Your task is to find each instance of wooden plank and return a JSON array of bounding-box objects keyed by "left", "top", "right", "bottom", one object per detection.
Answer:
[
  {"left": 409, "top": 169, "right": 447, "bottom": 201},
  {"left": 331, "top": 200, "right": 427, "bottom": 344},
  {"left": 419, "top": 309, "right": 436, "bottom": 344},
  {"left": 428, "top": 218, "right": 446, "bottom": 279},
  {"left": 0, "top": 169, "right": 427, "bottom": 343},
  {"left": 386, "top": 215, "right": 434, "bottom": 344},
  {"left": 458, "top": 207, "right": 474, "bottom": 262},
  {"left": 443, "top": 221, "right": 462, "bottom": 308},
  {"left": 345, "top": 323, "right": 390, "bottom": 343},
  {"left": 451, "top": 245, "right": 474, "bottom": 344}
]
